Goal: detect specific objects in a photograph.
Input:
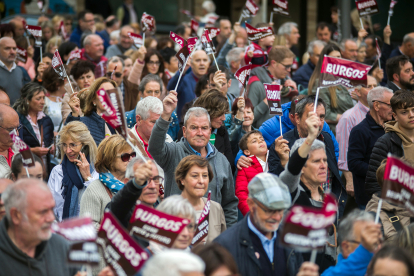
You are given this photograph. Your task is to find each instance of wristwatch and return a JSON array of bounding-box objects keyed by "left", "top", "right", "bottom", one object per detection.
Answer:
[{"left": 86, "top": 176, "right": 93, "bottom": 182}]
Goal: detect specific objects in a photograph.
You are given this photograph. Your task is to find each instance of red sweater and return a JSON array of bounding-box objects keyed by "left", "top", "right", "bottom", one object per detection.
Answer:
[{"left": 235, "top": 156, "right": 264, "bottom": 215}]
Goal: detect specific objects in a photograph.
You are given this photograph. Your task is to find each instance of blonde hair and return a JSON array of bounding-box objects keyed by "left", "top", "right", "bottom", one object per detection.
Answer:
[
  {"left": 51, "top": 15, "right": 64, "bottom": 27},
  {"left": 46, "top": 36, "right": 63, "bottom": 53},
  {"left": 82, "top": 77, "right": 117, "bottom": 116},
  {"left": 94, "top": 135, "right": 132, "bottom": 173},
  {"left": 59, "top": 121, "right": 98, "bottom": 164}
]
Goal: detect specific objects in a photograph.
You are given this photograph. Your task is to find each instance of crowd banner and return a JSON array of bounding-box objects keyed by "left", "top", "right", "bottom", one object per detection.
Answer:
[
  {"left": 186, "top": 37, "right": 199, "bottom": 53},
  {"left": 174, "top": 46, "right": 191, "bottom": 91},
  {"left": 234, "top": 63, "right": 252, "bottom": 97},
  {"left": 66, "top": 49, "right": 82, "bottom": 65},
  {"left": 239, "top": 0, "right": 259, "bottom": 23},
  {"left": 245, "top": 22, "right": 274, "bottom": 41},
  {"left": 26, "top": 24, "right": 42, "bottom": 61},
  {"left": 192, "top": 191, "right": 211, "bottom": 245},
  {"left": 97, "top": 211, "right": 149, "bottom": 276},
  {"left": 52, "top": 217, "right": 100, "bottom": 273},
  {"left": 140, "top": 12, "right": 155, "bottom": 41},
  {"left": 388, "top": 0, "right": 398, "bottom": 26},
  {"left": 128, "top": 32, "right": 143, "bottom": 49},
  {"left": 10, "top": 130, "right": 35, "bottom": 177},
  {"left": 280, "top": 193, "right": 338, "bottom": 262},
  {"left": 52, "top": 50, "right": 75, "bottom": 94},
  {"left": 170, "top": 31, "right": 186, "bottom": 50},
  {"left": 129, "top": 203, "right": 191, "bottom": 248},
  {"left": 207, "top": 27, "right": 221, "bottom": 39},
  {"left": 16, "top": 46, "right": 27, "bottom": 64},
  {"left": 201, "top": 29, "right": 219, "bottom": 70},
  {"left": 271, "top": 0, "right": 290, "bottom": 22},
  {"left": 355, "top": 0, "right": 379, "bottom": 29},
  {"left": 264, "top": 83, "right": 283, "bottom": 136}
]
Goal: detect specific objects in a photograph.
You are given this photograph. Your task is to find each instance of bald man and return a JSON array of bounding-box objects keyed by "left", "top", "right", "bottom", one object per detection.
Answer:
[
  {"left": 0, "top": 104, "right": 19, "bottom": 178},
  {"left": 167, "top": 50, "right": 210, "bottom": 120},
  {"left": 105, "top": 25, "right": 135, "bottom": 59},
  {"left": 0, "top": 88, "right": 10, "bottom": 106},
  {"left": 0, "top": 37, "right": 28, "bottom": 105},
  {"left": 0, "top": 178, "right": 13, "bottom": 220},
  {"left": 80, "top": 34, "right": 108, "bottom": 78},
  {"left": 9, "top": 17, "right": 25, "bottom": 38}
]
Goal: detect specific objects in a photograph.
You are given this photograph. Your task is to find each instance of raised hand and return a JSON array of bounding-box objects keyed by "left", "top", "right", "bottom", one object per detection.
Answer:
[
  {"left": 383, "top": 25, "right": 392, "bottom": 45},
  {"left": 305, "top": 112, "right": 319, "bottom": 140},
  {"left": 74, "top": 151, "right": 91, "bottom": 181},
  {"left": 137, "top": 45, "right": 147, "bottom": 62},
  {"left": 68, "top": 92, "right": 81, "bottom": 117},
  {"left": 134, "top": 160, "right": 154, "bottom": 186},
  {"left": 212, "top": 70, "right": 226, "bottom": 90},
  {"left": 161, "top": 91, "right": 178, "bottom": 121},
  {"left": 274, "top": 136, "right": 290, "bottom": 167},
  {"left": 361, "top": 222, "right": 383, "bottom": 253}
]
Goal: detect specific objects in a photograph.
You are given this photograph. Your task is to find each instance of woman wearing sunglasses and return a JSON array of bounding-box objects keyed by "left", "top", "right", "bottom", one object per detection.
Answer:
[
  {"left": 175, "top": 155, "right": 226, "bottom": 244},
  {"left": 47, "top": 121, "right": 98, "bottom": 222},
  {"left": 80, "top": 135, "right": 136, "bottom": 229},
  {"left": 66, "top": 77, "right": 118, "bottom": 146}
]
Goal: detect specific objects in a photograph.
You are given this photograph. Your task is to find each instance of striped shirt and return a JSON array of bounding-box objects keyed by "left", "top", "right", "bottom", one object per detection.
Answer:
[{"left": 336, "top": 101, "right": 369, "bottom": 170}]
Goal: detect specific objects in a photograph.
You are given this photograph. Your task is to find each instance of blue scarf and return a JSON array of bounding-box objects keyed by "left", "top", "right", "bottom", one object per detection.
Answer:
[
  {"left": 61, "top": 155, "right": 91, "bottom": 220},
  {"left": 99, "top": 172, "right": 125, "bottom": 194}
]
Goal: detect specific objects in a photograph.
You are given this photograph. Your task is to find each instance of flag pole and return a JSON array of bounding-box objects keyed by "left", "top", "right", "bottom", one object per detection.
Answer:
[
  {"left": 387, "top": 15, "right": 391, "bottom": 26},
  {"left": 212, "top": 52, "right": 220, "bottom": 71},
  {"left": 359, "top": 18, "right": 364, "bottom": 30},
  {"left": 25, "top": 167, "right": 30, "bottom": 178},
  {"left": 269, "top": 12, "right": 274, "bottom": 23},
  {"left": 174, "top": 39, "right": 201, "bottom": 91},
  {"left": 310, "top": 249, "right": 317, "bottom": 264},
  {"left": 279, "top": 116, "right": 283, "bottom": 137},
  {"left": 374, "top": 199, "right": 382, "bottom": 224},
  {"left": 40, "top": 46, "right": 43, "bottom": 62},
  {"left": 314, "top": 87, "right": 320, "bottom": 113},
  {"left": 238, "top": 13, "right": 243, "bottom": 24}
]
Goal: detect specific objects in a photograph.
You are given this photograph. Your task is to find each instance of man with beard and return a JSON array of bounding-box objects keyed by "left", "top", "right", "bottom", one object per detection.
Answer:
[
  {"left": 214, "top": 173, "right": 303, "bottom": 276},
  {"left": 385, "top": 55, "right": 414, "bottom": 92}
]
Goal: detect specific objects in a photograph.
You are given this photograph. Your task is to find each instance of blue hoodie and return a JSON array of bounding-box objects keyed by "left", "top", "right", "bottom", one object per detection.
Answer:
[{"left": 234, "top": 101, "right": 339, "bottom": 165}]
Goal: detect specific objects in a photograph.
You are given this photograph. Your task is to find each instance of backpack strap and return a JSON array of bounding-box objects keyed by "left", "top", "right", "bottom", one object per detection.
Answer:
[{"left": 383, "top": 210, "right": 404, "bottom": 232}]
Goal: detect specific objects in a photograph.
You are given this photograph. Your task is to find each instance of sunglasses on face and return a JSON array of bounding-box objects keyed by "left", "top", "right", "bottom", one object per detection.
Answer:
[
  {"left": 118, "top": 152, "right": 136, "bottom": 162},
  {"left": 106, "top": 72, "right": 122, "bottom": 78}
]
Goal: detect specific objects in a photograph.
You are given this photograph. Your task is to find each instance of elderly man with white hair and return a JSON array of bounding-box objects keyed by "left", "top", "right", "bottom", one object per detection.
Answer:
[
  {"left": 148, "top": 91, "right": 238, "bottom": 227},
  {"left": 80, "top": 34, "right": 108, "bottom": 78},
  {"left": 105, "top": 25, "right": 135, "bottom": 59},
  {"left": 292, "top": 40, "right": 326, "bottom": 88}
]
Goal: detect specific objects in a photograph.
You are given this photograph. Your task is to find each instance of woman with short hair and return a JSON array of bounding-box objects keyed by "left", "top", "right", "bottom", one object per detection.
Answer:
[
  {"left": 193, "top": 243, "right": 239, "bottom": 276},
  {"left": 366, "top": 245, "right": 414, "bottom": 276},
  {"left": 10, "top": 153, "right": 44, "bottom": 181},
  {"left": 47, "top": 121, "right": 98, "bottom": 221},
  {"left": 80, "top": 135, "right": 136, "bottom": 229},
  {"left": 175, "top": 155, "right": 226, "bottom": 243}
]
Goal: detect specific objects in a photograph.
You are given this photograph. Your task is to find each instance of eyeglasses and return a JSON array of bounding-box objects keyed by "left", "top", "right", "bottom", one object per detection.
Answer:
[
  {"left": 0, "top": 124, "right": 22, "bottom": 134},
  {"left": 118, "top": 152, "right": 136, "bottom": 162},
  {"left": 347, "top": 240, "right": 361, "bottom": 244},
  {"left": 106, "top": 72, "right": 122, "bottom": 78},
  {"left": 253, "top": 199, "right": 284, "bottom": 217},
  {"left": 60, "top": 142, "right": 81, "bottom": 150},
  {"left": 186, "top": 223, "right": 198, "bottom": 232},
  {"left": 372, "top": 100, "right": 391, "bottom": 107},
  {"left": 148, "top": 175, "right": 164, "bottom": 184},
  {"left": 278, "top": 62, "right": 293, "bottom": 70},
  {"left": 147, "top": 61, "right": 161, "bottom": 66}
]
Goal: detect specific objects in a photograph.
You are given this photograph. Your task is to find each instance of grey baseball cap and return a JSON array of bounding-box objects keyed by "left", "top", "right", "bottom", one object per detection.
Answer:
[{"left": 248, "top": 173, "right": 291, "bottom": 210}]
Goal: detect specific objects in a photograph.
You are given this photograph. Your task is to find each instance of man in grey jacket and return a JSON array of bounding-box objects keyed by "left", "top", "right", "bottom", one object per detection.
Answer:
[{"left": 148, "top": 91, "right": 238, "bottom": 227}]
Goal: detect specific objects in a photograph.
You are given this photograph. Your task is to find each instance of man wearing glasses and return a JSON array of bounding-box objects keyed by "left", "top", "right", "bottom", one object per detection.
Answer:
[
  {"left": 214, "top": 173, "right": 303, "bottom": 276},
  {"left": 247, "top": 46, "right": 298, "bottom": 129},
  {"left": 0, "top": 104, "right": 20, "bottom": 178},
  {"left": 70, "top": 11, "right": 96, "bottom": 48}
]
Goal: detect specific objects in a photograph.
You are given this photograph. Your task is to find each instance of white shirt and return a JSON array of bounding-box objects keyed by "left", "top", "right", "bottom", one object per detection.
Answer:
[
  {"left": 47, "top": 164, "right": 98, "bottom": 221},
  {"left": 250, "top": 150, "right": 269, "bottom": 173},
  {"left": 0, "top": 60, "right": 16, "bottom": 72}
]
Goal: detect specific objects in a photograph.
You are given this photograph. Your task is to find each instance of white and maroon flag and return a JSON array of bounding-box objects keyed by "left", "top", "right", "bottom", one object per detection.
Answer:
[
  {"left": 26, "top": 25, "right": 42, "bottom": 47},
  {"left": 201, "top": 29, "right": 215, "bottom": 55},
  {"left": 240, "top": 0, "right": 259, "bottom": 22},
  {"left": 59, "top": 20, "right": 69, "bottom": 41},
  {"left": 355, "top": 0, "right": 379, "bottom": 17},
  {"left": 265, "top": 83, "right": 283, "bottom": 115},
  {"left": 16, "top": 46, "right": 28, "bottom": 64},
  {"left": 180, "top": 9, "right": 194, "bottom": 18},
  {"left": 208, "top": 27, "right": 220, "bottom": 39},
  {"left": 97, "top": 212, "right": 149, "bottom": 275},
  {"left": 190, "top": 19, "right": 199, "bottom": 37},
  {"left": 186, "top": 37, "right": 198, "bottom": 53},
  {"left": 170, "top": 31, "right": 186, "bottom": 50},
  {"left": 10, "top": 131, "right": 35, "bottom": 168},
  {"left": 52, "top": 50, "right": 67, "bottom": 79},
  {"left": 319, "top": 56, "right": 372, "bottom": 88},
  {"left": 206, "top": 15, "right": 219, "bottom": 27},
  {"left": 381, "top": 156, "right": 414, "bottom": 215},
  {"left": 245, "top": 22, "right": 274, "bottom": 41},
  {"left": 175, "top": 46, "right": 190, "bottom": 72},
  {"left": 388, "top": 0, "right": 398, "bottom": 25},
  {"left": 141, "top": 12, "right": 155, "bottom": 34},
  {"left": 280, "top": 194, "right": 338, "bottom": 251},
  {"left": 192, "top": 191, "right": 211, "bottom": 245},
  {"left": 128, "top": 32, "right": 143, "bottom": 48},
  {"left": 235, "top": 63, "right": 252, "bottom": 88},
  {"left": 272, "top": 0, "right": 290, "bottom": 17},
  {"left": 129, "top": 203, "right": 191, "bottom": 248},
  {"left": 98, "top": 88, "right": 128, "bottom": 140},
  {"left": 66, "top": 49, "right": 81, "bottom": 65}
]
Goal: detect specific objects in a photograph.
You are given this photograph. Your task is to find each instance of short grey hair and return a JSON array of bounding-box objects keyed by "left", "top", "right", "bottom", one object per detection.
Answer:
[
  {"left": 308, "top": 40, "right": 326, "bottom": 55},
  {"left": 156, "top": 195, "right": 196, "bottom": 222},
  {"left": 83, "top": 34, "right": 101, "bottom": 47},
  {"left": 3, "top": 179, "right": 49, "bottom": 222},
  {"left": 135, "top": 96, "right": 163, "bottom": 120},
  {"left": 202, "top": 0, "right": 216, "bottom": 13},
  {"left": 277, "top": 22, "right": 298, "bottom": 36},
  {"left": 226, "top": 47, "right": 245, "bottom": 64},
  {"left": 367, "top": 86, "right": 393, "bottom": 109},
  {"left": 402, "top": 34, "right": 414, "bottom": 45},
  {"left": 107, "top": 56, "right": 124, "bottom": 71},
  {"left": 138, "top": 74, "right": 163, "bottom": 93},
  {"left": 338, "top": 209, "right": 374, "bottom": 253},
  {"left": 358, "top": 41, "right": 367, "bottom": 50},
  {"left": 142, "top": 250, "right": 205, "bottom": 276},
  {"left": 290, "top": 138, "right": 326, "bottom": 158},
  {"left": 125, "top": 156, "right": 152, "bottom": 179},
  {"left": 110, "top": 30, "right": 120, "bottom": 41},
  {"left": 340, "top": 38, "right": 357, "bottom": 51},
  {"left": 183, "top": 107, "right": 211, "bottom": 127}
]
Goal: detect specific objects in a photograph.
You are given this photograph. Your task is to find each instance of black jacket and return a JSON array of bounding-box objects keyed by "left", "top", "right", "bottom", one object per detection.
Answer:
[
  {"left": 214, "top": 215, "right": 303, "bottom": 276},
  {"left": 268, "top": 127, "right": 346, "bottom": 217},
  {"left": 365, "top": 131, "right": 403, "bottom": 198},
  {"left": 348, "top": 113, "right": 385, "bottom": 206},
  {"left": 18, "top": 112, "right": 54, "bottom": 174},
  {"left": 385, "top": 81, "right": 402, "bottom": 93},
  {"left": 177, "top": 125, "right": 235, "bottom": 173}
]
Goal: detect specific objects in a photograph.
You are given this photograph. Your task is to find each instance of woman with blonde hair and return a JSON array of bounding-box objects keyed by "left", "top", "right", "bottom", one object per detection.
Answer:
[
  {"left": 80, "top": 135, "right": 136, "bottom": 229},
  {"left": 45, "top": 36, "right": 63, "bottom": 54},
  {"left": 308, "top": 43, "right": 354, "bottom": 133},
  {"left": 66, "top": 77, "right": 118, "bottom": 146},
  {"left": 47, "top": 121, "right": 98, "bottom": 221}
]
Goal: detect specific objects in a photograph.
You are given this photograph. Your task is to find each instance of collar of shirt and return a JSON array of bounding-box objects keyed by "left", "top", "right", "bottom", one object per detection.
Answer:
[
  {"left": 186, "top": 140, "right": 214, "bottom": 158},
  {"left": 212, "top": 128, "right": 218, "bottom": 134},
  {"left": 0, "top": 60, "right": 16, "bottom": 72},
  {"left": 355, "top": 101, "right": 369, "bottom": 113},
  {"left": 391, "top": 81, "right": 401, "bottom": 90},
  {"left": 249, "top": 150, "right": 269, "bottom": 172},
  {"left": 247, "top": 215, "right": 277, "bottom": 261},
  {"left": 0, "top": 147, "right": 15, "bottom": 167},
  {"left": 191, "top": 71, "right": 199, "bottom": 82}
]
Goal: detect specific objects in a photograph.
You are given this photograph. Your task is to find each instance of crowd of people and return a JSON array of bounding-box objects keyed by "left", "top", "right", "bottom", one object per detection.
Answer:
[{"left": 1, "top": 1, "right": 414, "bottom": 275}]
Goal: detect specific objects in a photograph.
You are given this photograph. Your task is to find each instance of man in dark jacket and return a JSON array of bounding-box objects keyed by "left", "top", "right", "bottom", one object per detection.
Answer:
[
  {"left": 385, "top": 55, "right": 414, "bottom": 92},
  {"left": 292, "top": 40, "right": 326, "bottom": 88},
  {"left": 214, "top": 173, "right": 303, "bottom": 276},
  {"left": 365, "top": 90, "right": 414, "bottom": 198},
  {"left": 348, "top": 87, "right": 394, "bottom": 207},
  {"left": 268, "top": 95, "right": 347, "bottom": 218}
]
